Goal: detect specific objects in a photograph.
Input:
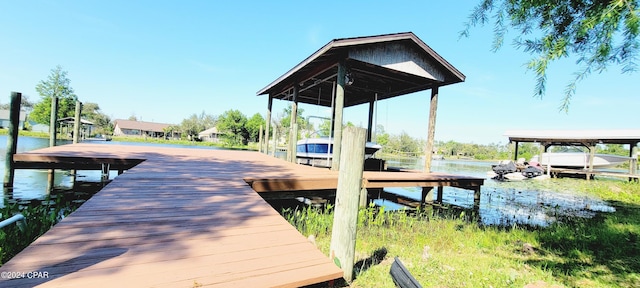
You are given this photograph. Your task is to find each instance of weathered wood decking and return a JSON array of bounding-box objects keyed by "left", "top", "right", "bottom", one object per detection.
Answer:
[{"left": 1, "top": 143, "right": 484, "bottom": 287}]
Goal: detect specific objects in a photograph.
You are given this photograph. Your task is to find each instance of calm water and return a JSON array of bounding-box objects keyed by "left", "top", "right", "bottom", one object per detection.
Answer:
[
  {"left": 1, "top": 137, "right": 615, "bottom": 227},
  {"left": 1, "top": 136, "right": 81, "bottom": 202},
  {"left": 376, "top": 155, "right": 615, "bottom": 227}
]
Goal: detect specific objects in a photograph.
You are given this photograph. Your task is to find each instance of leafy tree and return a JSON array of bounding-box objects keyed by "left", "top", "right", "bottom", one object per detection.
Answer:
[
  {"left": 216, "top": 109, "right": 248, "bottom": 145},
  {"left": 461, "top": 0, "right": 640, "bottom": 111},
  {"left": 318, "top": 119, "right": 332, "bottom": 136},
  {"left": 515, "top": 142, "right": 541, "bottom": 161},
  {"left": 279, "top": 105, "right": 312, "bottom": 142},
  {"left": 376, "top": 132, "right": 390, "bottom": 148},
  {"left": 245, "top": 113, "right": 265, "bottom": 143},
  {"left": 81, "top": 102, "right": 112, "bottom": 135},
  {"left": 598, "top": 143, "right": 630, "bottom": 156},
  {"left": 29, "top": 66, "right": 78, "bottom": 124}
]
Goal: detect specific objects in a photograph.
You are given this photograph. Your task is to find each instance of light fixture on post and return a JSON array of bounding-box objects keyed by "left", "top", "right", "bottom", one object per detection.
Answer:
[{"left": 345, "top": 70, "right": 354, "bottom": 86}]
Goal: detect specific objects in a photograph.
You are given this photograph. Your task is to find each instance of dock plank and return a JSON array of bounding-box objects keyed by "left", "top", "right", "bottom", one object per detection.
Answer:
[
  {"left": 1, "top": 144, "right": 344, "bottom": 287},
  {"left": 1, "top": 143, "right": 484, "bottom": 287}
]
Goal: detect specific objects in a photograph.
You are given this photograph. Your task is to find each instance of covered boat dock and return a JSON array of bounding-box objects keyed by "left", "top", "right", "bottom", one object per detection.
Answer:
[
  {"left": 257, "top": 32, "right": 466, "bottom": 172},
  {"left": 504, "top": 129, "right": 640, "bottom": 180}
]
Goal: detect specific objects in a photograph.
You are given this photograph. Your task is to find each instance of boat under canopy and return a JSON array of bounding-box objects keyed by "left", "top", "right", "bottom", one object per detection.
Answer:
[
  {"left": 296, "top": 137, "right": 382, "bottom": 167},
  {"left": 531, "top": 152, "right": 630, "bottom": 169}
]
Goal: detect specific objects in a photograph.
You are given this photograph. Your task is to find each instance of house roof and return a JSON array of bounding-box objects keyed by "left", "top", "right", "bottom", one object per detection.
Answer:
[
  {"left": 198, "top": 127, "right": 221, "bottom": 136},
  {"left": 504, "top": 129, "right": 640, "bottom": 145},
  {"left": 58, "top": 117, "right": 94, "bottom": 125},
  {"left": 114, "top": 119, "right": 173, "bottom": 133},
  {"left": 257, "top": 32, "right": 465, "bottom": 108}
]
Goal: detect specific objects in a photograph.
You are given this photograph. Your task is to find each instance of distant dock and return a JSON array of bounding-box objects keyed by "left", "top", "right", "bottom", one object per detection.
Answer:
[{"left": 1, "top": 143, "right": 483, "bottom": 287}]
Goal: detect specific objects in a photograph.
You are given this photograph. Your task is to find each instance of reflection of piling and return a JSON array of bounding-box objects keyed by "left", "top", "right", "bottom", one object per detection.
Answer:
[
  {"left": 329, "top": 126, "right": 365, "bottom": 282},
  {"left": 3, "top": 92, "right": 21, "bottom": 190},
  {"left": 48, "top": 96, "right": 59, "bottom": 191}
]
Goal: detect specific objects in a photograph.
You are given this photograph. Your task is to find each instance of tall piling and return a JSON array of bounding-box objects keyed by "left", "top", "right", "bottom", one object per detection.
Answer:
[
  {"left": 49, "top": 96, "right": 59, "bottom": 147},
  {"left": 73, "top": 101, "right": 82, "bottom": 143},
  {"left": 4, "top": 92, "right": 22, "bottom": 189},
  {"left": 329, "top": 126, "right": 366, "bottom": 282}
]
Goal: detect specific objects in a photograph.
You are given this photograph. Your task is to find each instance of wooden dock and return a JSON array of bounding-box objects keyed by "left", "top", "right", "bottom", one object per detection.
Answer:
[{"left": 1, "top": 143, "right": 484, "bottom": 287}]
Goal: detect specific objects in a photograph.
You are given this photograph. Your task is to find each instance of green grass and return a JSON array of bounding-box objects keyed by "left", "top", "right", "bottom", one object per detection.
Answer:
[
  {"left": 0, "top": 129, "right": 49, "bottom": 138},
  {"left": 282, "top": 179, "right": 640, "bottom": 287},
  {"left": 0, "top": 197, "right": 77, "bottom": 265}
]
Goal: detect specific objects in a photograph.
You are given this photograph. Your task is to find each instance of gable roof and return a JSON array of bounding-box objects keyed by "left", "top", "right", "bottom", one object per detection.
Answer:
[
  {"left": 113, "top": 119, "right": 173, "bottom": 133},
  {"left": 198, "top": 127, "right": 221, "bottom": 136},
  {"left": 58, "top": 117, "right": 94, "bottom": 125},
  {"left": 257, "top": 32, "right": 464, "bottom": 107}
]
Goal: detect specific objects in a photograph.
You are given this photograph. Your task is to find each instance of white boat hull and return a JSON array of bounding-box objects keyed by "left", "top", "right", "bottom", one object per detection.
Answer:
[
  {"left": 531, "top": 153, "right": 629, "bottom": 169},
  {"left": 296, "top": 137, "right": 382, "bottom": 167}
]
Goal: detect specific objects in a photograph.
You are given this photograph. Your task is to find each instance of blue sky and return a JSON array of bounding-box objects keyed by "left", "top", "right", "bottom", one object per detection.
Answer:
[{"left": 1, "top": 1, "right": 638, "bottom": 145}]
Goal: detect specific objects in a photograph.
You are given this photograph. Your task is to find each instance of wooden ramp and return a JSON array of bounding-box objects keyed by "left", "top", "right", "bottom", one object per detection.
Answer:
[
  {"left": 1, "top": 144, "right": 342, "bottom": 287},
  {"left": 1, "top": 143, "right": 484, "bottom": 287}
]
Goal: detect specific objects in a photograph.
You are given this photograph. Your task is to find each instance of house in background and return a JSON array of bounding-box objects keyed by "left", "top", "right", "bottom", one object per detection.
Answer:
[
  {"left": 0, "top": 109, "right": 28, "bottom": 130},
  {"left": 198, "top": 127, "right": 224, "bottom": 143},
  {"left": 113, "top": 119, "right": 179, "bottom": 139}
]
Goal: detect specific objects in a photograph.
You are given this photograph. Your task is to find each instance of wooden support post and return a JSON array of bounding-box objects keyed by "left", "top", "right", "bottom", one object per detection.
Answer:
[
  {"left": 264, "top": 96, "right": 273, "bottom": 154},
  {"left": 538, "top": 142, "right": 550, "bottom": 176},
  {"left": 331, "top": 62, "right": 346, "bottom": 171},
  {"left": 423, "top": 86, "right": 439, "bottom": 172},
  {"left": 289, "top": 123, "right": 298, "bottom": 163},
  {"left": 73, "top": 101, "right": 82, "bottom": 143},
  {"left": 474, "top": 187, "right": 481, "bottom": 206},
  {"left": 359, "top": 187, "right": 368, "bottom": 208},
  {"left": 287, "top": 86, "right": 299, "bottom": 163},
  {"left": 101, "top": 163, "right": 110, "bottom": 182},
  {"left": 629, "top": 143, "right": 638, "bottom": 181},
  {"left": 367, "top": 99, "right": 375, "bottom": 142},
  {"left": 437, "top": 186, "right": 444, "bottom": 203},
  {"left": 330, "top": 126, "right": 366, "bottom": 282},
  {"left": 49, "top": 96, "right": 59, "bottom": 147},
  {"left": 47, "top": 169, "right": 55, "bottom": 192},
  {"left": 513, "top": 141, "right": 519, "bottom": 161},
  {"left": 4, "top": 92, "right": 21, "bottom": 189},
  {"left": 258, "top": 124, "right": 263, "bottom": 153},
  {"left": 421, "top": 187, "right": 434, "bottom": 205},
  {"left": 271, "top": 126, "right": 277, "bottom": 157},
  {"left": 587, "top": 143, "right": 596, "bottom": 180}
]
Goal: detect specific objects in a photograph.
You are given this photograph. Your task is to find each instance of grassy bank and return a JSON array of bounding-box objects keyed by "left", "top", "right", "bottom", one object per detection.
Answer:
[
  {"left": 107, "top": 136, "right": 260, "bottom": 151},
  {"left": 283, "top": 179, "right": 640, "bottom": 287},
  {"left": 0, "top": 129, "right": 49, "bottom": 138}
]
